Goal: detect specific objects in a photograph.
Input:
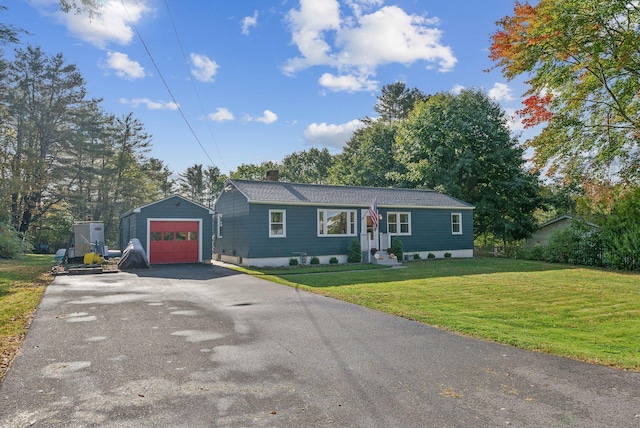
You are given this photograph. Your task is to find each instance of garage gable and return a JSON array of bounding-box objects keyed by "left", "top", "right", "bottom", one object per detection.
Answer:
[{"left": 120, "top": 195, "right": 214, "bottom": 264}]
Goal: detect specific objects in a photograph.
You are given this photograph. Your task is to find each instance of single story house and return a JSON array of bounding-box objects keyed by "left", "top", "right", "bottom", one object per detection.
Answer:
[
  {"left": 213, "top": 178, "right": 474, "bottom": 267},
  {"left": 119, "top": 195, "right": 214, "bottom": 264},
  {"left": 526, "top": 214, "right": 598, "bottom": 248}
]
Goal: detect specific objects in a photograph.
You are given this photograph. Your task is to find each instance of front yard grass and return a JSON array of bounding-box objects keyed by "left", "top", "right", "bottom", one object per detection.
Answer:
[
  {"left": 241, "top": 258, "right": 640, "bottom": 370},
  {"left": 0, "top": 254, "right": 53, "bottom": 381}
]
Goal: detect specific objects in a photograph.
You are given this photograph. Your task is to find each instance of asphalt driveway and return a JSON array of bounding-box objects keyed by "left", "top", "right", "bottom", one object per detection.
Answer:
[{"left": 1, "top": 264, "right": 639, "bottom": 427}]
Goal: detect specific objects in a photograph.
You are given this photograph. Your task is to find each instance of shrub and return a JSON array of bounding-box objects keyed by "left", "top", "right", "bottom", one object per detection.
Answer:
[
  {"left": 427, "top": 253, "right": 436, "bottom": 259},
  {"left": 605, "top": 222, "right": 640, "bottom": 271},
  {"left": 528, "top": 245, "right": 545, "bottom": 261},
  {"left": 413, "top": 253, "right": 421, "bottom": 260},
  {"left": 444, "top": 252, "right": 452, "bottom": 258},
  {"left": 347, "top": 238, "right": 361, "bottom": 263},
  {"left": 0, "top": 222, "right": 28, "bottom": 259},
  {"left": 289, "top": 258, "right": 299, "bottom": 266},
  {"left": 543, "top": 220, "right": 604, "bottom": 267},
  {"left": 329, "top": 257, "right": 339, "bottom": 264},
  {"left": 310, "top": 256, "right": 320, "bottom": 265},
  {"left": 391, "top": 237, "right": 403, "bottom": 261}
]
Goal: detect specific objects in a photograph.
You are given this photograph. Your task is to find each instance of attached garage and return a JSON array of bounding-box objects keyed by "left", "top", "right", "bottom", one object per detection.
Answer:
[{"left": 119, "top": 195, "right": 214, "bottom": 264}]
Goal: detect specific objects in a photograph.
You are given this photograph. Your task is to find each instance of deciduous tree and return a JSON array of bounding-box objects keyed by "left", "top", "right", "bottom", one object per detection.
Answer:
[
  {"left": 280, "top": 147, "right": 333, "bottom": 184},
  {"left": 329, "top": 121, "right": 404, "bottom": 187},
  {"left": 394, "top": 88, "right": 541, "bottom": 242},
  {"left": 489, "top": 0, "right": 640, "bottom": 182},
  {"left": 230, "top": 161, "right": 280, "bottom": 181}
]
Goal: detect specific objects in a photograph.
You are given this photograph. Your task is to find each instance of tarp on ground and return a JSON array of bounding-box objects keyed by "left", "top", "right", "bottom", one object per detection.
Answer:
[{"left": 117, "top": 238, "right": 150, "bottom": 269}]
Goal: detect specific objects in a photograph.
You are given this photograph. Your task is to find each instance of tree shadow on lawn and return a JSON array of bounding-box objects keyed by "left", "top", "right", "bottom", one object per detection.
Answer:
[{"left": 276, "top": 257, "right": 575, "bottom": 288}]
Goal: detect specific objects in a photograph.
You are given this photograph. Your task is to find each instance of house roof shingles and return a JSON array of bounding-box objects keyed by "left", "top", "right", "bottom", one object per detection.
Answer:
[{"left": 230, "top": 180, "right": 474, "bottom": 209}]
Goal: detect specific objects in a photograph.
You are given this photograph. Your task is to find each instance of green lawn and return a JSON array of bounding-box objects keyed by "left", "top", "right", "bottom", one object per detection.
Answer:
[
  {"left": 0, "top": 254, "right": 53, "bottom": 381},
  {"left": 2, "top": 256, "right": 639, "bottom": 375},
  {"left": 240, "top": 258, "right": 640, "bottom": 370}
]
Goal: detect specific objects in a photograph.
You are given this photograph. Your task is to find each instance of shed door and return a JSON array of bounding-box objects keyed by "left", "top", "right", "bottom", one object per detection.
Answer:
[{"left": 149, "top": 221, "right": 199, "bottom": 264}]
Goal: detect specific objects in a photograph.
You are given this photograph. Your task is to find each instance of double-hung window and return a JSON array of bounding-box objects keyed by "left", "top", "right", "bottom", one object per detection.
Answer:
[
  {"left": 451, "top": 213, "right": 462, "bottom": 235},
  {"left": 318, "top": 209, "right": 356, "bottom": 236},
  {"left": 269, "top": 210, "right": 286, "bottom": 238},
  {"left": 387, "top": 212, "right": 411, "bottom": 235}
]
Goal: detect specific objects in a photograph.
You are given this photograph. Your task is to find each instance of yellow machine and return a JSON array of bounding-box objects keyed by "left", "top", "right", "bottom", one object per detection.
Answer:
[{"left": 83, "top": 252, "right": 104, "bottom": 265}]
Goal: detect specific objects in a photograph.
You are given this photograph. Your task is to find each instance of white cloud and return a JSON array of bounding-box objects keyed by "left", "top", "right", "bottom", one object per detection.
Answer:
[
  {"left": 208, "top": 108, "right": 235, "bottom": 122},
  {"left": 319, "top": 72, "right": 378, "bottom": 92},
  {"left": 54, "top": 0, "right": 149, "bottom": 49},
  {"left": 345, "top": 0, "right": 384, "bottom": 18},
  {"left": 246, "top": 110, "right": 278, "bottom": 124},
  {"left": 504, "top": 108, "right": 525, "bottom": 133},
  {"left": 303, "top": 119, "right": 364, "bottom": 148},
  {"left": 101, "top": 51, "right": 145, "bottom": 79},
  {"left": 284, "top": 0, "right": 341, "bottom": 73},
  {"left": 120, "top": 98, "right": 179, "bottom": 110},
  {"left": 190, "top": 53, "right": 219, "bottom": 83},
  {"left": 336, "top": 6, "right": 456, "bottom": 71},
  {"left": 284, "top": 1, "right": 456, "bottom": 92},
  {"left": 488, "top": 82, "right": 515, "bottom": 102},
  {"left": 451, "top": 84, "right": 465, "bottom": 95},
  {"left": 241, "top": 10, "right": 258, "bottom": 35}
]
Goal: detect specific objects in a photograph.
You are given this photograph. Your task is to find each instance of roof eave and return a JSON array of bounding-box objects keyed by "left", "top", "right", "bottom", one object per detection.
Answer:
[{"left": 247, "top": 200, "right": 474, "bottom": 210}]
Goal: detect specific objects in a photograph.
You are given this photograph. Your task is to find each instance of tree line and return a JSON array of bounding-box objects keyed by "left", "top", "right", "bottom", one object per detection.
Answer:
[{"left": 1, "top": 0, "right": 638, "bottom": 271}]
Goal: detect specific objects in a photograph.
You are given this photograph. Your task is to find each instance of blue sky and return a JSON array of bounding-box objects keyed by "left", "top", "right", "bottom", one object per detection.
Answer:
[{"left": 6, "top": 0, "right": 529, "bottom": 176}]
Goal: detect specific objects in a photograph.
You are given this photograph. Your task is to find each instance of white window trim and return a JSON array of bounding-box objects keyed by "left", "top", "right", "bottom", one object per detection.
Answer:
[
  {"left": 317, "top": 209, "right": 357, "bottom": 237},
  {"left": 269, "top": 209, "right": 286, "bottom": 238},
  {"left": 387, "top": 212, "right": 412, "bottom": 236},
  {"left": 451, "top": 212, "right": 462, "bottom": 235},
  {"left": 216, "top": 214, "right": 223, "bottom": 238}
]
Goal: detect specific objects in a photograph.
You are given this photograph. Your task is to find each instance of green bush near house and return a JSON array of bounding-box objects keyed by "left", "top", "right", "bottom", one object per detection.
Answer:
[
  {"left": 347, "top": 238, "right": 361, "bottom": 263},
  {"left": 444, "top": 252, "right": 452, "bottom": 258},
  {"left": 427, "top": 253, "right": 436, "bottom": 259},
  {"left": 329, "top": 257, "right": 339, "bottom": 264},
  {"left": 391, "top": 237, "right": 403, "bottom": 261},
  {"left": 289, "top": 258, "right": 299, "bottom": 266},
  {"left": 413, "top": 253, "right": 421, "bottom": 260},
  {"left": 310, "top": 256, "right": 320, "bottom": 265}
]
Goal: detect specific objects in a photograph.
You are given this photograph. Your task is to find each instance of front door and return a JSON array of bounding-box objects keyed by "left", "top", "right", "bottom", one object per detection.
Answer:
[{"left": 361, "top": 209, "right": 379, "bottom": 253}]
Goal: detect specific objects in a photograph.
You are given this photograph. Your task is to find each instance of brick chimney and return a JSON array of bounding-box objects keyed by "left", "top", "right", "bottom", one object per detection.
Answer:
[{"left": 266, "top": 170, "right": 279, "bottom": 181}]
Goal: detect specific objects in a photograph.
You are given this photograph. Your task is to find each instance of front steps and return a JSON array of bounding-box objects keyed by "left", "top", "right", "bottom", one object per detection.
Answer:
[{"left": 372, "top": 252, "right": 401, "bottom": 266}]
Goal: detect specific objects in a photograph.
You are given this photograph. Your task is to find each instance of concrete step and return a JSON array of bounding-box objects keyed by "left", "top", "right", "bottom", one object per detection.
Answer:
[{"left": 372, "top": 253, "right": 401, "bottom": 265}]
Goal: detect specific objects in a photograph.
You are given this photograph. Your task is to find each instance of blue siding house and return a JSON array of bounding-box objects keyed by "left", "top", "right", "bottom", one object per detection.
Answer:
[
  {"left": 213, "top": 179, "right": 474, "bottom": 267},
  {"left": 120, "top": 195, "right": 214, "bottom": 264}
]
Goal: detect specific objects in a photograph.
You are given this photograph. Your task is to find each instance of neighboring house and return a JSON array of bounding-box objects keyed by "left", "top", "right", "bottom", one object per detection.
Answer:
[
  {"left": 119, "top": 195, "right": 214, "bottom": 264},
  {"left": 526, "top": 215, "right": 598, "bottom": 248},
  {"left": 213, "top": 178, "right": 475, "bottom": 267}
]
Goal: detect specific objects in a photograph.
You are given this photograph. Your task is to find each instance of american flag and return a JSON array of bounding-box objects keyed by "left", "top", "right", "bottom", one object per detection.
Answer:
[{"left": 368, "top": 200, "right": 378, "bottom": 230}]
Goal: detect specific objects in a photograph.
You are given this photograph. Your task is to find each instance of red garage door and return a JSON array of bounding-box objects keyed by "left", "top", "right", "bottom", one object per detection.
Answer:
[{"left": 149, "top": 221, "right": 199, "bottom": 264}]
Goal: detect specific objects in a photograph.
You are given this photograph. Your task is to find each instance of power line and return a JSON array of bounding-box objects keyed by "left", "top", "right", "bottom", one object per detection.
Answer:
[
  {"left": 162, "top": 0, "right": 228, "bottom": 172},
  {"left": 120, "top": 0, "right": 219, "bottom": 170}
]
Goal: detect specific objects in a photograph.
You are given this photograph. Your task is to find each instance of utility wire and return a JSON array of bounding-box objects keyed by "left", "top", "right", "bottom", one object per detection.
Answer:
[
  {"left": 162, "top": 0, "right": 228, "bottom": 173},
  {"left": 120, "top": 0, "right": 217, "bottom": 169}
]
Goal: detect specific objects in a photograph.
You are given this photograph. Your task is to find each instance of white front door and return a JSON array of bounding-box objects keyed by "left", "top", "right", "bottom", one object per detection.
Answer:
[{"left": 361, "top": 209, "right": 379, "bottom": 253}]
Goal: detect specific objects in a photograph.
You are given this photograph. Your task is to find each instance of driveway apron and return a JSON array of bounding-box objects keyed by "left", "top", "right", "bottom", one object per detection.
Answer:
[{"left": 1, "top": 264, "right": 639, "bottom": 427}]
